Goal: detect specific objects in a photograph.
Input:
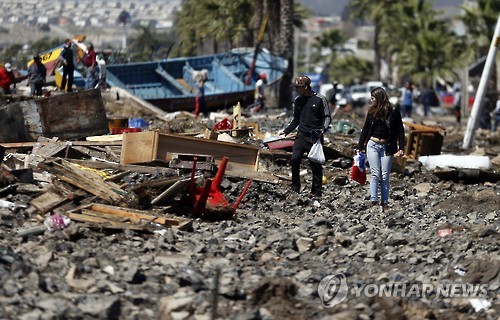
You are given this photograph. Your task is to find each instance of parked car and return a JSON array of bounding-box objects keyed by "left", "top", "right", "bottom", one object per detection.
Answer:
[
  {"left": 319, "top": 83, "right": 347, "bottom": 106},
  {"left": 349, "top": 84, "right": 369, "bottom": 107}
]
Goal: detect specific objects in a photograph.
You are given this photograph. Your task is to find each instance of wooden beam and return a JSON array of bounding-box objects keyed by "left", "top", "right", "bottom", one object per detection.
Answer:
[
  {"left": 90, "top": 203, "right": 192, "bottom": 229},
  {"left": 0, "top": 141, "right": 122, "bottom": 149},
  {"left": 39, "top": 160, "right": 125, "bottom": 204},
  {"left": 66, "top": 159, "right": 174, "bottom": 175}
]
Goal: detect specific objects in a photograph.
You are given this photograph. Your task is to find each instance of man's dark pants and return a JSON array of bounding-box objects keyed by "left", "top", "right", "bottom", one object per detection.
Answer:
[
  {"left": 61, "top": 64, "right": 74, "bottom": 92},
  {"left": 291, "top": 132, "right": 323, "bottom": 196}
]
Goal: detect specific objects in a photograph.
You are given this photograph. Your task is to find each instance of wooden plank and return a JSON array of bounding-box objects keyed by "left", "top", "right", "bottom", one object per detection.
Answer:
[
  {"left": 67, "top": 212, "right": 146, "bottom": 231},
  {"left": 120, "top": 131, "right": 260, "bottom": 171},
  {"left": 66, "top": 159, "right": 174, "bottom": 175},
  {"left": 90, "top": 203, "right": 192, "bottom": 228},
  {"left": 30, "top": 191, "right": 65, "bottom": 213},
  {"left": 151, "top": 178, "right": 192, "bottom": 205},
  {"left": 40, "top": 160, "right": 124, "bottom": 204},
  {"left": 0, "top": 140, "right": 122, "bottom": 149}
]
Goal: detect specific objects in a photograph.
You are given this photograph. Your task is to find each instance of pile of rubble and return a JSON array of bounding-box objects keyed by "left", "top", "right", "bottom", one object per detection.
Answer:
[{"left": 0, "top": 90, "right": 498, "bottom": 320}]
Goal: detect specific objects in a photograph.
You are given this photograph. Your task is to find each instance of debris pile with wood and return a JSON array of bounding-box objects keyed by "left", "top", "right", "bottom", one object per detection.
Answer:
[{"left": 0, "top": 90, "right": 498, "bottom": 319}]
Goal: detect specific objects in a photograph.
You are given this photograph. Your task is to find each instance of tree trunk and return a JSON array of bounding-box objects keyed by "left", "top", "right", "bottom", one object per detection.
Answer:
[
  {"left": 254, "top": 0, "right": 264, "bottom": 42},
  {"left": 278, "top": 0, "right": 294, "bottom": 109},
  {"left": 267, "top": 0, "right": 280, "bottom": 53},
  {"left": 373, "top": 17, "right": 381, "bottom": 81}
]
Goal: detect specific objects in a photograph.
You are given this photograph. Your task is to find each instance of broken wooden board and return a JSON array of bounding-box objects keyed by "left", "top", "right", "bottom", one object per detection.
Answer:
[
  {"left": 30, "top": 191, "right": 65, "bottom": 213},
  {"left": 120, "top": 131, "right": 260, "bottom": 171},
  {"left": 151, "top": 178, "right": 193, "bottom": 205},
  {"left": 0, "top": 140, "right": 122, "bottom": 149},
  {"left": 0, "top": 89, "right": 109, "bottom": 143},
  {"left": 67, "top": 159, "right": 175, "bottom": 175},
  {"left": 39, "top": 159, "right": 127, "bottom": 205},
  {"left": 67, "top": 212, "right": 147, "bottom": 231},
  {"left": 86, "top": 203, "right": 192, "bottom": 230}
]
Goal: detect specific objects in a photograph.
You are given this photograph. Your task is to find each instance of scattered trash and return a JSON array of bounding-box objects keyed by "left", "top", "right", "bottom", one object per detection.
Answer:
[
  {"left": 31, "top": 142, "right": 42, "bottom": 156},
  {"left": 128, "top": 117, "right": 149, "bottom": 129},
  {"left": 213, "top": 118, "right": 233, "bottom": 131},
  {"left": 43, "top": 213, "right": 71, "bottom": 231},
  {"left": 469, "top": 298, "right": 491, "bottom": 312},
  {"left": 438, "top": 228, "right": 453, "bottom": 237},
  {"left": 453, "top": 265, "right": 467, "bottom": 276}
]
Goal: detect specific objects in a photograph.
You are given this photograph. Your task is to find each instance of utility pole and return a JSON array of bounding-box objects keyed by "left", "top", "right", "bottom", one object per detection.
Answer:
[{"left": 463, "top": 14, "right": 500, "bottom": 149}]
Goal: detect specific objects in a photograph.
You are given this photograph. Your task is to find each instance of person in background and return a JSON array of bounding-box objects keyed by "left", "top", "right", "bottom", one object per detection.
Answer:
[
  {"left": 84, "top": 43, "right": 97, "bottom": 89},
  {"left": 279, "top": 75, "right": 331, "bottom": 197},
  {"left": 254, "top": 72, "right": 267, "bottom": 111},
  {"left": 27, "top": 54, "right": 47, "bottom": 96},
  {"left": 328, "top": 81, "right": 339, "bottom": 109},
  {"left": 59, "top": 39, "right": 74, "bottom": 92},
  {"left": 493, "top": 97, "right": 500, "bottom": 132},
  {"left": 0, "top": 62, "right": 28, "bottom": 94},
  {"left": 95, "top": 54, "right": 107, "bottom": 90},
  {"left": 478, "top": 97, "right": 492, "bottom": 130},
  {"left": 401, "top": 82, "right": 413, "bottom": 118},
  {"left": 356, "top": 87, "right": 405, "bottom": 211},
  {"left": 421, "top": 85, "right": 434, "bottom": 117},
  {"left": 194, "top": 70, "right": 208, "bottom": 117},
  {"left": 453, "top": 87, "right": 462, "bottom": 123}
]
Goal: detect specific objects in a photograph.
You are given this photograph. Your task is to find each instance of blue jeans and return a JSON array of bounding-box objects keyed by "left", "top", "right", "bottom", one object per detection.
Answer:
[
  {"left": 493, "top": 114, "right": 500, "bottom": 131},
  {"left": 366, "top": 140, "right": 393, "bottom": 204},
  {"left": 85, "top": 69, "right": 98, "bottom": 89}
]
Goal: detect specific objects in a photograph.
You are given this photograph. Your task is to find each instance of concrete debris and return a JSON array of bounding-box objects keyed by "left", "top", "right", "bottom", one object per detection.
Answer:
[{"left": 0, "top": 93, "right": 497, "bottom": 319}]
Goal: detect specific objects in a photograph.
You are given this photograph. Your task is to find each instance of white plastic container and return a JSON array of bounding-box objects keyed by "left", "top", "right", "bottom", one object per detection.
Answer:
[{"left": 419, "top": 155, "right": 492, "bottom": 170}]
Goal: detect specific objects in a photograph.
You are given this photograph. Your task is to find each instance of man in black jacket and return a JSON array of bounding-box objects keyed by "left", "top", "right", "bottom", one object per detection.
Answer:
[
  {"left": 59, "top": 39, "right": 74, "bottom": 92},
  {"left": 279, "top": 76, "right": 331, "bottom": 197}
]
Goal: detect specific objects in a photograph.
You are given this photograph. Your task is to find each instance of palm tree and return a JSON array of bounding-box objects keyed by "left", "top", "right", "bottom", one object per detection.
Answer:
[
  {"left": 330, "top": 55, "right": 373, "bottom": 85},
  {"left": 460, "top": 0, "right": 500, "bottom": 95},
  {"left": 278, "top": 0, "right": 295, "bottom": 109},
  {"left": 174, "top": 0, "right": 254, "bottom": 56},
  {"left": 381, "top": 0, "right": 471, "bottom": 86},
  {"left": 349, "top": 0, "right": 398, "bottom": 80},
  {"left": 311, "top": 28, "right": 348, "bottom": 74}
]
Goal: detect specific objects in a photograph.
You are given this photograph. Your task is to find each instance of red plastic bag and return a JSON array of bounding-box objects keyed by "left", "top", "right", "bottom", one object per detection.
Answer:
[
  {"left": 351, "top": 165, "right": 367, "bottom": 185},
  {"left": 351, "top": 152, "right": 366, "bottom": 185}
]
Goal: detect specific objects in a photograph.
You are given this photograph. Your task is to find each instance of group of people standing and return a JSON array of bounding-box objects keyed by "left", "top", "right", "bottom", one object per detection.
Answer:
[
  {"left": 0, "top": 38, "right": 106, "bottom": 97},
  {"left": 59, "top": 38, "right": 106, "bottom": 92},
  {"left": 280, "top": 76, "right": 405, "bottom": 209}
]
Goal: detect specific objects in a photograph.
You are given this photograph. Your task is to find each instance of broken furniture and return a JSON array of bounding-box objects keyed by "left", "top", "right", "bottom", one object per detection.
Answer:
[
  {"left": 403, "top": 122, "right": 444, "bottom": 160},
  {"left": 188, "top": 156, "right": 252, "bottom": 220},
  {"left": 120, "top": 131, "right": 260, "bottom": 171},
  {"left": 0, "top": 89, "right": 109, "bottom": 143}
]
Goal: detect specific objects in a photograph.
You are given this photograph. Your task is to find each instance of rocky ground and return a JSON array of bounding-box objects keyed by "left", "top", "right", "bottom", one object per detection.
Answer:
[{"left": 0, "top": 93, "right": 499, "bottom": 320}]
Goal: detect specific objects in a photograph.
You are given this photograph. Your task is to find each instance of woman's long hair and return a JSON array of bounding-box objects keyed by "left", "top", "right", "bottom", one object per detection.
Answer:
[{"left": 368, "top": 86, "right": 391, "bottom": 119}]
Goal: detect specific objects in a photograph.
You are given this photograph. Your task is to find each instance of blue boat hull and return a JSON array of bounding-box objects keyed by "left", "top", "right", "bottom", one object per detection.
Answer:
[{"left": 106, "top": 48, "right": 287, "bottom": 112}]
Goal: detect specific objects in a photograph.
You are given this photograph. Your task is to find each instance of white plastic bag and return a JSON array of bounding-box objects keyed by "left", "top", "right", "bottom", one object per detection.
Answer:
[{"left": 308, "top": 139, "right": 325, "bottom": 164}]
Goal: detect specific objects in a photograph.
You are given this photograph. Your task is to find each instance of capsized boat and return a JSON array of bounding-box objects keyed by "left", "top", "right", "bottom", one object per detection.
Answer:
[{"left": 105, "top": 48, "right": 288, "bottom": 112}]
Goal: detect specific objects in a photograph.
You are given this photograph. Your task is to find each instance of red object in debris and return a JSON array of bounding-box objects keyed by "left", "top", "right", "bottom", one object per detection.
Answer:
[
  {"left": 438, "top": 228, "right": 453, "bottom": 237},
  {"left": 213, "top": 118, "right": 233, "bottom": 131},
  {"left": 111, "top": 127, "right": 141, "bottom": 134},
  {"left": 267, "top": 140, "right": 295, "bottom": 150},
  {"left": 189, "top": 156, "right": 252, "bottom": 219}
]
